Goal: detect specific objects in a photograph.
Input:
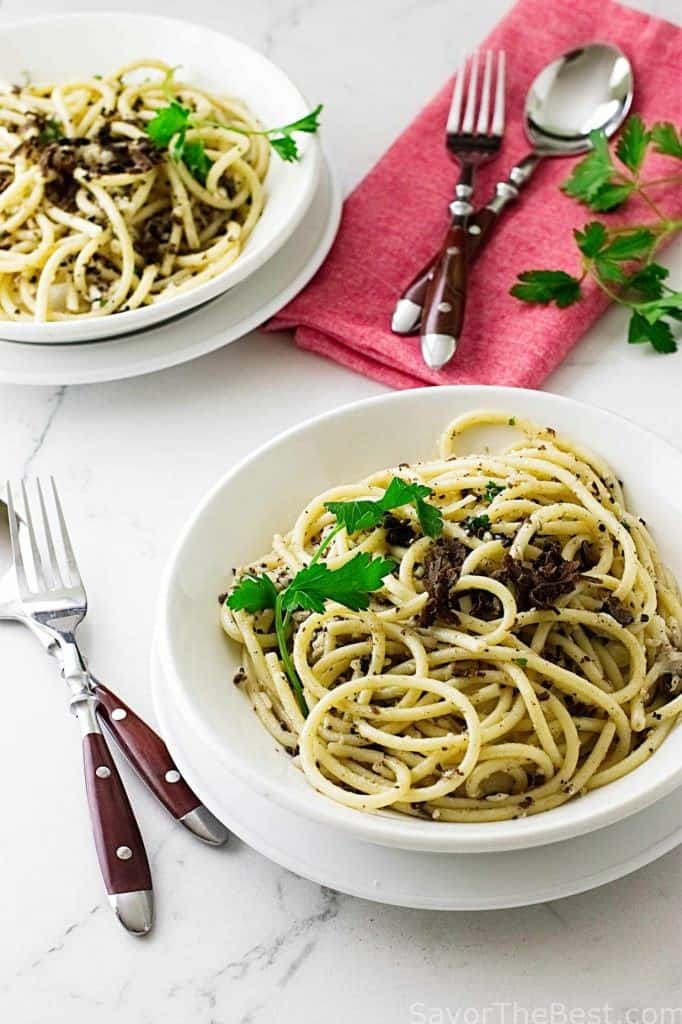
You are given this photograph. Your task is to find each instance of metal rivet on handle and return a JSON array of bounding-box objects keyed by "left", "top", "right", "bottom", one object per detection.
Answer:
[
  {"left": 116, "top": 846, "right": 133, "bottom": 861},
  {"left": 437, "top": 301, "right": 452, "bottom": 313},
  {"left": 446, "top": 246, "right": 460, "bottom": 256},
  {"left": 468, "top": 224, "right": 482, "bottom": 235},
  {"left": 96, "top": 766, "right": 111, "bottom": 779},
  {"left": 165, "top": 770, "right": 181, "bottom": 784},
  {"left": 111, "top": 708, "right": 127, "bottom": 721}
]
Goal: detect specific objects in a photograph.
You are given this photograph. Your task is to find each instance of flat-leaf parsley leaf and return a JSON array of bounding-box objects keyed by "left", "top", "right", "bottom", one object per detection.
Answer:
[
  {"left": 325, "top": 476, "right": 443, "bottom": 538},
  {"left": 615, "top": 114, "right": 650, "bottom": 173},
  {"left": 226, "top": 573, "right": 277, "bottom": 613},
  {"left": 147, "top": 100, "right": 190, "bottom": 147},
  {"left": 651, "top": 121, "right": 682, "bottom": 159},
  {"left": 509, "top": 270, "right": 582, "bottom": 308},
  {"left": 281, "top": 552, "right": 395, "bottom": 614}
]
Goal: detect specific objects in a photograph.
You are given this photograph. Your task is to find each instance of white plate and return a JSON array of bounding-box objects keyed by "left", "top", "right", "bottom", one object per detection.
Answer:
[
  {"left": 151, "top": 642, "right": 682, "bottom": 911},
  {"left": 0, "top": 12, "right": 320, "bottom": 343},
  {"left": 155, "top": 387, "right": 682, "bottom": 853},
  {"left": 0, "top": 153, "right": 340, "bottom": 384}
]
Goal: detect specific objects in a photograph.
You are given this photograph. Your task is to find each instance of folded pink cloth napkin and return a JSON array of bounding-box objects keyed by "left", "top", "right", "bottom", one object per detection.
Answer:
[{"left": 268, "top": 0, "right": 682, "bottom": 389}]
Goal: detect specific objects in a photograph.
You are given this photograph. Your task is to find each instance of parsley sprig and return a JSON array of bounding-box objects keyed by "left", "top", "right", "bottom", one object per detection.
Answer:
[
  {"left": 145, "top": 82, "right": 322, "bottom": 184},
  {"left": 146, "top": 100, "right": 211, "bottom": 183},
  {"left": 226, "top": 478, "right": 442, "bottom": 715},
  {"left": 510, "top": 116, "right": 682, "bottom": 353},
  {"left": 325, "top": 476, "right": 444, "bottom": 538},
  {"left": 254, "top": 106, "right": 323, "bottom": 163}
]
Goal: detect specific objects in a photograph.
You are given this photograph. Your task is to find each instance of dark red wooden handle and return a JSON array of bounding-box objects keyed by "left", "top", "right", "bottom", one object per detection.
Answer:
[
  {"left": 401, "top": 264, "right": 434, "bottom": 309},
  {"left": 83, "top": 732, "right": 152, "bottom": 895},
  {"left": 421, "top": 223, "right": 469, "bottom": 342},
  {"left": 470, "top": 207, "right": 499, "bottom": 248},
  {"left": 398, "top": 208, "right": 498, "bottom": 315},
  {"left": 95, "top": 683, "right": 200, "bottom": 820}
]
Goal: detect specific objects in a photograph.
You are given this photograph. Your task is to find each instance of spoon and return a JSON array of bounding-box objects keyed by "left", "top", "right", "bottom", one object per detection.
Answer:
[{"left": 392, "top": 42, "right": 634, "bottom": 337}]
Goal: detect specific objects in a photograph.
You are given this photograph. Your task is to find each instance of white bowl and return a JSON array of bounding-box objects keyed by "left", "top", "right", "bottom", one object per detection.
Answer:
[
  {"left": 155, "top": 387, "right": 682, "bottom": 853},
  {"left": 0, "top": 12, "right": 321, "bottom": 344}
]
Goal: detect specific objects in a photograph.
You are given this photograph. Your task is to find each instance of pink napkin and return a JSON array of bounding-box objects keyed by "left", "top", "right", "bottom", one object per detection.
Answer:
[{"left": 267, "top": 0, "right": 682, "bottom": 389}]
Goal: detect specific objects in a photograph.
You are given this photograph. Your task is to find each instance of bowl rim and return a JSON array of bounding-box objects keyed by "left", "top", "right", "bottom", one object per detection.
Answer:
[
  {"left": 155, "top": 385, "right": 682, "bottom": 852},
  {"left": 0, "top": 10, "right": 321, "bottom": 344}
]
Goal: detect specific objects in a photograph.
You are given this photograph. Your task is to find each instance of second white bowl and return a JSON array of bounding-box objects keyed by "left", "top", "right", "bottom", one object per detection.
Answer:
[{"left": 0, "top": 12, "right": 320, "bottom": 344}]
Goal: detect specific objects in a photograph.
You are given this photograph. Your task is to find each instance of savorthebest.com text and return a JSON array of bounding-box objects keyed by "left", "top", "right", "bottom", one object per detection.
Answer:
[{"left": 409, "top": 1003, "right": 682, "bottom": 1024}]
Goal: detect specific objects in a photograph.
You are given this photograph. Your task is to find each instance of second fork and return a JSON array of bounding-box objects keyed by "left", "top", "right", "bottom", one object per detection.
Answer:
[
  {"left": 410, "top": 51, "right": 505, "bottom": 370},
  {"left": 7, "top": 479, "right": 154, "bottom": 935}
]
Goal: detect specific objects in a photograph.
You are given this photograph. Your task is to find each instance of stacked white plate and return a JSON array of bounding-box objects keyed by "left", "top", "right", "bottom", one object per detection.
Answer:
[
  {"left": 152, "top": 387, "right": 682, "bottom": 910},
  {"left": 0, "top": 13, "right": 342, "bottom": 385},
  {"left": 152, "top": 646, "right": 682, "bottom": 910}
]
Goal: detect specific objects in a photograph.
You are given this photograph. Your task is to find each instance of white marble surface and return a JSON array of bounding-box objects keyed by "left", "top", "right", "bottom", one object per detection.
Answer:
[{"left": 1, "top": 0, "right": 682, "bottom": 1021}]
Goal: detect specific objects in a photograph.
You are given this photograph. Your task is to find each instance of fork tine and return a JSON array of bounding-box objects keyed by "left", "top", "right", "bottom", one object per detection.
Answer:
[
  {"left": 446, "top": 57, "right": 466, "bottom": 134},
  {"left": 50, "top": 477, "right": 81, "bottom": 585},
  {"left": 21, "top": 480, "right": 47, "bottom": 590},
  {"left": 6, "top": 483, "right": 30, "bottom": 596},
  {"left": 461, "top": 50, "right": 479, "bottom": 134},
  {"left": 491, "top": 50, "right": 506, "bottom": 137},
  {"left": 37, "top": 478, "right": 62, "bottom": 588},
  {"left": 476, "top": 51, "right": 494, "bottom": 134}
]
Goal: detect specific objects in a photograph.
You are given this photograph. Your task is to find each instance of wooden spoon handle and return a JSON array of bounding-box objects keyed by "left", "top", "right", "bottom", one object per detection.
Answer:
[
  {"left": 391, "top": 208, "right": 496, "bottom": 335},
  {"left": 94, "top": 681, "right": 229, "bottom": 846}
]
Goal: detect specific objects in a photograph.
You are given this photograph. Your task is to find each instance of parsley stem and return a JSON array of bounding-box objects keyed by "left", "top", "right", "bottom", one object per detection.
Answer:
[
  {"left": 633, "top": 183, "right": 666, "bottom": 221},
  {"left": 309, "top": 521, "right": 344, "bottom": 567},
  {"left": 195, "top": 117, "right": 294, "bottom": 143},
  {"left": 192, "top": 116, "right": 257, "bottom": 138},
  {"left": 586, "top": 269, "right": 630, "bottom": 308},
  {"left": 604, "top": 221, "right": 666, "bottom": 236},
  {"left": 274, "top": 593, "right": 309, "bottom": 717},
  {"left": 640, "top": 175, "right": 682, "bottom": 189},
  {"left": 271, "top": 522, "right": 352, "bottom": 718}
]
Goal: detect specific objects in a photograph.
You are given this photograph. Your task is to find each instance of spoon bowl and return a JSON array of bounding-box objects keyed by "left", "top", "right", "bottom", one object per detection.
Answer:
[{"left": 525, "top": 42, "right": 633, "bottom": 155}]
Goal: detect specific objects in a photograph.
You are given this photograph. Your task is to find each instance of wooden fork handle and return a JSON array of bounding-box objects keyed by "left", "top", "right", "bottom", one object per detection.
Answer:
[
  {"left": 419, "top": 223, "right": 470, "bottom": 368},
  {"left": 94, "top": 681, "right": 229, "bottom": 846},
  {"left": 392, "top": 154, "right": 544, "bottom": 337},
  {"left": 78, "top": 710, "right": 153, "bottom": 935},
  {"left": 83, "top": 730, "right": 152, "bottom": 893},
  {"left": 392, "top": 208, "right": 497, "bottom": 333}
]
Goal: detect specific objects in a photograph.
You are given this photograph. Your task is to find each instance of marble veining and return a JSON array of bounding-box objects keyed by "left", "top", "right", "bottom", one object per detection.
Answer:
[
  {"left": 0, "top": 0, "right": 681, "bottom": 1021},
  {"left": 22, "top": 385, "right": 66, "bottom": 475}
]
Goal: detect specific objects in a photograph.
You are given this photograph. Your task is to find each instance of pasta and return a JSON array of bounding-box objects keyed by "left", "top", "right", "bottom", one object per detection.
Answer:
[
  {"left": 0, "top": 60, "right": 268, "bottom": 321},
  {"left": 221, "top": 411, "right": 682, "bottom": 823}
]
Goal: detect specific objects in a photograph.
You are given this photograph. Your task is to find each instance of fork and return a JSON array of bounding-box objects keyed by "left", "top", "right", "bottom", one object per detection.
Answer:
[
  {"left": 413, "top": 50, "right": 506, "bottom": 370},
  {"left": 6, "top": 479, "right": 154, "bottom": 935},
  {"left": 0, "top": 492, "right": 228, "bottom": 852}
]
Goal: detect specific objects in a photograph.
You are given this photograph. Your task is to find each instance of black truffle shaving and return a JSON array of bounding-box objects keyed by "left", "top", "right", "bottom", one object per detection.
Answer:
[{"left": 420, "top": 537, "right": 468, "bottom": 626}]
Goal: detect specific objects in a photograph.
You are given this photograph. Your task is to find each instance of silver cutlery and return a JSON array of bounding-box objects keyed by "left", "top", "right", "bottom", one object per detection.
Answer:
[
  {"left": 414, "top": 50, "right": 506, "bottom": 370},
  {"left": 6, "top": 480, "right": 152, "bottom": 934},
  {"left": 3, "top": 481, "right": 228, "bottom": 935},
  {"left": 392, "top": 43, "right": 633, "bottom": 347},
  {"left": 0, "top": 491, "right": 227, "bottom": 846},
  {"left": 0, "top": 490, "right": 228, "bottom": 848}
]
